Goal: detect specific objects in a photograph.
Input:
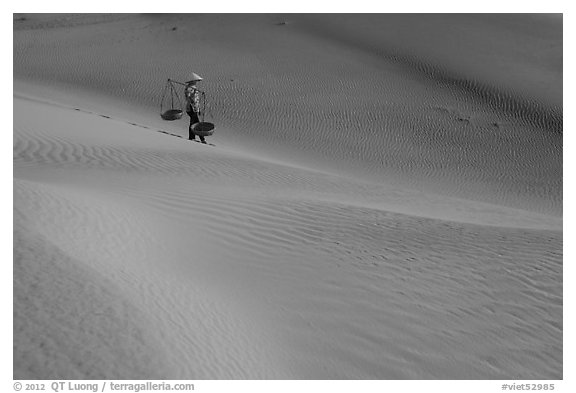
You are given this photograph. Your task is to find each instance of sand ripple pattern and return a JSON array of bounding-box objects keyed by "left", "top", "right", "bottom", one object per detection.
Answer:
[
  {"left": 13, "top": 14, "right": 562, "bottom": 214},
  {"left": 13, "top": 14, "right": 562, "bottom": 379},
  {"left": 62, "top": 175, "right": 562, "bottom": 379},
  {"left": 15, "top": 178, "right": 289, "bottom": 379},
  {"left": 15, "top": 98, "right": 562, "bottom": 377},
  {"left": 13, "top": 98, "right": 560, "bottom": 230}
]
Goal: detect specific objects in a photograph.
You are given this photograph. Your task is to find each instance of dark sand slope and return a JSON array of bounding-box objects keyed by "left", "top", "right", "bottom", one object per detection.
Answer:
[{"left": 14, "top": 14, "right": 562, "bottom": 379}]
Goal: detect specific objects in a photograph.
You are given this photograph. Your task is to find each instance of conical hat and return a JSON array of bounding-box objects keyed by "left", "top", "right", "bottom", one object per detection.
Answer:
[{"left": 186, "top": 72, "right": 203, "bottom": 83}]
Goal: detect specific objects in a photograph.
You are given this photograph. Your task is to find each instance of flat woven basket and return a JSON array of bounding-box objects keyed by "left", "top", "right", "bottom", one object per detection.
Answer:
[
  {"left": 161, "top": 109, "right": 183, "bottom": 121},
  {"left": 192, "top": 122, "right": 215, "bottom": 137}
]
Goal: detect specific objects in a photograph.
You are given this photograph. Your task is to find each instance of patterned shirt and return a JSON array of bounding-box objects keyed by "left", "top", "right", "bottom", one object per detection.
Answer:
[{"left": 185, "top": 85, "right": 201, "bottom": 113}]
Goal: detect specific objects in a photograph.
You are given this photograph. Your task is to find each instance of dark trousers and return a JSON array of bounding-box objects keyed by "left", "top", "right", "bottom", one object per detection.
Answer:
[{"left": 187, "top": 111, "right": 205, "bottom": 142}]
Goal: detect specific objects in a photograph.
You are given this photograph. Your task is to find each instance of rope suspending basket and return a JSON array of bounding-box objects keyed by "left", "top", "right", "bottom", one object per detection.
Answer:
[{"left": 160, "top": 79, "right": 183, "bottom": 120}]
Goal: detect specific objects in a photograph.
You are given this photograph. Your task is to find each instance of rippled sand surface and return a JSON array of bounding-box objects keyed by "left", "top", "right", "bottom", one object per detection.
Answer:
[{"left": 13, "top": 14, "right": 562, "bottom": 379}]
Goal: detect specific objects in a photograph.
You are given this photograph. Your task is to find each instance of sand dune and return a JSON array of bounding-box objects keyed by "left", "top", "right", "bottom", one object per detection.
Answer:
[
  {"left": 13, "top": 14, "right": 562, "bottom": 379},
  {"left": 14, "top": 14, "right": 562, "bottom": 213}
]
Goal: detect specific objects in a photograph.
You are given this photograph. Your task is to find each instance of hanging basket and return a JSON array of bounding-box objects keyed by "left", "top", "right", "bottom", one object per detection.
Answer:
[
  {"left": 192, "top": 122, "right": 215, "bottom": 137},
  {"left": 161, "top": 109, "right": 183, "bottom": 121},
  {"left": 160, "top": 79, "right": 183, "bottom": 121}
]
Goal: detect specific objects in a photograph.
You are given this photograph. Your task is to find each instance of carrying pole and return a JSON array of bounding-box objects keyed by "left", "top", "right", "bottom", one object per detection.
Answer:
[{"left": 168, "top": 78, "right": 187, "bottom": 87}]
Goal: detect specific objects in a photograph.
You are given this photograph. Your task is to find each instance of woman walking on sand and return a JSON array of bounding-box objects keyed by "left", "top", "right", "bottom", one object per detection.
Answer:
[{"left": 184, "top": 72, "right": 206, "bottom": 143}]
